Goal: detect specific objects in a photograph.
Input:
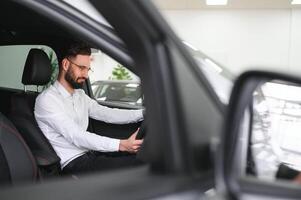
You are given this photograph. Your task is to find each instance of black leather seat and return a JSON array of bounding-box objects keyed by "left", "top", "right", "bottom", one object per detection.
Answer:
[
  {"left": 0, "top": 112, "right": 38, "bottom": 186},
  {"left": 9, "top": 49, "right": 61, "bottom": 177}
]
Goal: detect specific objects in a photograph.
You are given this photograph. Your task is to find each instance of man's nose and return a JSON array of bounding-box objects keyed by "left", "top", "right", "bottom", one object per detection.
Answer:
[{"left": 82, "top": 70, "right": 89, "bottom": 78}]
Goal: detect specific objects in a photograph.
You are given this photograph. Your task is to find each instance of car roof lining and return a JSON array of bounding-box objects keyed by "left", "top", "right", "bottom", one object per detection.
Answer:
[
  {"left": 0, "top": 1, "right": 81, "bottom": 63},
  {"left": 0, "top": 2, "right": 67, "bottom": 43}
]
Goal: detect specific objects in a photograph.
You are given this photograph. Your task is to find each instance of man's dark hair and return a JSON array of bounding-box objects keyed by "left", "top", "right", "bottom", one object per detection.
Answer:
[{"left": 58, "top": 41, "right": 91, "bottom": 65}]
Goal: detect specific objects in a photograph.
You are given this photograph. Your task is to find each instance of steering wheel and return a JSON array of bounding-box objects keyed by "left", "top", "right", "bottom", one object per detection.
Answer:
[{"left": 136, "top": 120, "right": 147, "bottom": 140}]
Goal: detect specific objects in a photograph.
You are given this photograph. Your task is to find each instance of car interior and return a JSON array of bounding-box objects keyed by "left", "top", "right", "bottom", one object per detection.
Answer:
[
  {"left": 0, "top": 1, "right": 143, "bottom": 186},
  {"left": 0, "top": 1, "right": 223, "bottom": 199}
]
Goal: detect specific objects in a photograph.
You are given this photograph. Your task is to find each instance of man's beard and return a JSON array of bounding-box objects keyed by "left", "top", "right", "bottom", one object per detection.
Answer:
[{"left": 65, "top": 68, "right": 85, "bottom": 89}]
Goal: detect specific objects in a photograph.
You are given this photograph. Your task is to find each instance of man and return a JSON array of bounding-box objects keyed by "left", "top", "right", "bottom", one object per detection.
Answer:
[{"left": 34, "top": 42, "right": 144, "bottom": 175}]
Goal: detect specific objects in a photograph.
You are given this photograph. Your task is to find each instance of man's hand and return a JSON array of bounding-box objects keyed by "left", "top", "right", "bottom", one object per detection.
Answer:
[{"left": 119, "top": 128, "right": 143, "bottom": 153}]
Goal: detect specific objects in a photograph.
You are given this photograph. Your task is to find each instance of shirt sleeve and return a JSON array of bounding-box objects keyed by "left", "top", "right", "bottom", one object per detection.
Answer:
[
  {"left": 34, "top": 94, "right": 120, "bottom": 152},
  {"left": 86, "top": 94, "right": 144, "bottom": 124}
]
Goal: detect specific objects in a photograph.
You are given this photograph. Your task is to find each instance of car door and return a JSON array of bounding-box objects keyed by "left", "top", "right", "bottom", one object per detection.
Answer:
[{"left": 0, "top": 0, "right": 224, "bottom": 199}]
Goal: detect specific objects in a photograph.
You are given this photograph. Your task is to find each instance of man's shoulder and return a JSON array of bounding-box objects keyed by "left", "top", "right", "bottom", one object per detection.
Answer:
[{"left": 36, "top": 85, "right": 59, "bottom": 104}]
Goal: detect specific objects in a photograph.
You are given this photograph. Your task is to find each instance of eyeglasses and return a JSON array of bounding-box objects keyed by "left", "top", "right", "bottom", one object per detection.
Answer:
[{"left": 67, "top": 58, "right": 93, "bottom": 73}]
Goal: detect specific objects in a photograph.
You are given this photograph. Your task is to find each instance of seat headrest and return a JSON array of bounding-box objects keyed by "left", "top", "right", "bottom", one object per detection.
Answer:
[{"left": 22, "top": 49, "right": 52, "bottom": 86}]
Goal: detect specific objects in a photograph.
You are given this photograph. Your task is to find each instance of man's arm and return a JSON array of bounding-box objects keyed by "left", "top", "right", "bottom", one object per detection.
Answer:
[{"left": 86, "top": 94, "right": 143, "bottom": 124}]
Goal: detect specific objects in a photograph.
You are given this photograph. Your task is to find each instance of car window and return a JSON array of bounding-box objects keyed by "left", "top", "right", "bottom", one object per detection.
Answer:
[
  {"left": 89, "top": 49, "right": 142, "bottom": 108},
  {"left": 183, "top": 43, "right": 234, "bottom": 105},
  {"left": 0, "top": 45, "right": 58, "bottom": 91}
]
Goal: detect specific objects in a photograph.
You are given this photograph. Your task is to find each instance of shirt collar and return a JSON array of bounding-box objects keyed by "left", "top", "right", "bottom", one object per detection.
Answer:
[{"left": 53, "top": 81, "right": 73, "bottom": 98}]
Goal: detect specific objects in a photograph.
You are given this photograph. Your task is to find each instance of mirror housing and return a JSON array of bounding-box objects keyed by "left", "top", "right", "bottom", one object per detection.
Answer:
[{"left": 216, "top": 70, "right": 301, "bottom": 199}]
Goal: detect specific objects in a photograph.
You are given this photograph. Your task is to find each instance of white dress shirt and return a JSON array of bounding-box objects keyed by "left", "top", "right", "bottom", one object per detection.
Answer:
[{"left": 34, "top": 81, "right": 143, "bottom": 168}]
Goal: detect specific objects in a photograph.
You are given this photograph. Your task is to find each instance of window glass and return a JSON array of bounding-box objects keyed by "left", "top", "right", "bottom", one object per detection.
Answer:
[
  {"left": 89, "top": 49, "right": 143, "bottom": 108},
  {"left": 0, "top": 45, "right": 58, "bottom": 91},
  {"left": 170, "top": 43, "right": 223, "bottom": 170}
]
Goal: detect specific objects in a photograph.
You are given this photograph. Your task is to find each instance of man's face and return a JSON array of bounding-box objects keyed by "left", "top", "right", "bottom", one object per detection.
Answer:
[{"left": 64, "top": 54, "right": 91, "bottom": 89}]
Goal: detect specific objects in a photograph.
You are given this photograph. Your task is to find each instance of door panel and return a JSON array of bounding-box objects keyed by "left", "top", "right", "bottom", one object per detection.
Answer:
[{"left": 89, "top": 118, "right": 141, "bottom": 139}]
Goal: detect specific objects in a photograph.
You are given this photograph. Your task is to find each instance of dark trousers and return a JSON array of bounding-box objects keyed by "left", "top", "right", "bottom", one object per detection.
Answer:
[{"left": 62, "top": 151, "right": 143, "bottom": 175}]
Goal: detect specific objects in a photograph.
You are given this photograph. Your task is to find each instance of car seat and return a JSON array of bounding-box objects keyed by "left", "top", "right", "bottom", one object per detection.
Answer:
[
  {"left": 0, "top": 112, "right": 38, "bottom": 186},
  {"left": 9, "top": 49, "right": 61, "bottom": 178}
]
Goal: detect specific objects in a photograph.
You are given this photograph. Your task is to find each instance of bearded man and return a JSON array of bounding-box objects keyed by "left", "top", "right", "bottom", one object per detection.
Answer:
[{"left": 34, "top": 42, "right": 144, "bottom": 175}]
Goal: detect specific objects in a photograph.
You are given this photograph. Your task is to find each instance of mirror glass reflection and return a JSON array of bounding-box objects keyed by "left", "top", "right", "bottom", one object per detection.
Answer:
[{"left": 249, "top": 81, "right": 301, "bottom": 184}]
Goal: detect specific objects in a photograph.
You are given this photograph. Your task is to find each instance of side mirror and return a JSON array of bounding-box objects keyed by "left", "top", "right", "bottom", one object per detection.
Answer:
[{"left": 216, "top": 71, "right": 301, "bottom": 199}]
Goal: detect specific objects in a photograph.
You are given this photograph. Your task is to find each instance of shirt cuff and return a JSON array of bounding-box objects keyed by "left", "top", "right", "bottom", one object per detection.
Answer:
[{"left": 111, "top": 139, "right": 120, "bottom": 151}]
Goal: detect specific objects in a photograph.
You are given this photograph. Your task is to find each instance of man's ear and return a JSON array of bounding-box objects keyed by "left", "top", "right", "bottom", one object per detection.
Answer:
[{"left": 61, "top": 58, "right": 69, "bottom": 72}]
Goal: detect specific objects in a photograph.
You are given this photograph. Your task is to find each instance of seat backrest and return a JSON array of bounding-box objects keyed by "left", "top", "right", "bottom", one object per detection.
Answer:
[
  {"left": 10, "top": 93, "right": 61, "bottom": 168},
  {"left": 0, "top": 112, "right": 38, "bottom": 186},
  {"left": 9, "top": 49, "right": 61, "bottom": 176}
]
